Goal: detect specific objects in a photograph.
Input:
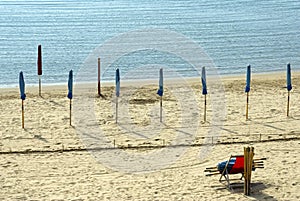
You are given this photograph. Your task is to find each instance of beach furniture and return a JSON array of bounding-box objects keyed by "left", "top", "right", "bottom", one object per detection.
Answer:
[{"left": 205, "top": 147, "right": 265, "bottom": 195}]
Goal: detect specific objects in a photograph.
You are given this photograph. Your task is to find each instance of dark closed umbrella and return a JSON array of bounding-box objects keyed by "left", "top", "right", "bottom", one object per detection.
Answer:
[
  {"left": 68, "top": 70, "right": 73, "bottom": 99},
  {"left": 201, "top": 67, "right": 208, "bottom": 122},
  {"left": 115, "top": 68, "right": 120, "bottom": 123},
  {"left": 286, "top": 63, "right": 292, "bottom": 116},
  {"left": 68, "top": 70, "right": 73, "bottom": 126},
  {"left": 19, "top": 71, "right": 26, "bottom": 128}
]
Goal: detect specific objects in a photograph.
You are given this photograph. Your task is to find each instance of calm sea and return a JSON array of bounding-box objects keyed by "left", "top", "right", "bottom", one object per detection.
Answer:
[{"left": 0, "top": 0, "right": 300, "bottom": 87}]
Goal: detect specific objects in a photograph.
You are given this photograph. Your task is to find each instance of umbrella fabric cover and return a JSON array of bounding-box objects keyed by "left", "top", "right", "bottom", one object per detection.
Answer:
[
  {"left": 201, "top": 67, "right": 208, "bottom": 95},
  {"left": 157, "top": 68, "right": 163, "bottom": 96},
  {"left": 245, "top": 65, "right": 251, "bottom": 93},
  {"left": 19, "top": 71, "right": 26, "bottom": 100},
  {"left": 37, "top": 45, "right": 42, "bottom": 75},
  {"left": 287, "top": 63, "right": 292, "bottom": 91},
  {"left": 116, "top": 68, "right": 120, "bottom": 97},
  {"left": 67, "top": 70, "right": 73, "bottom": 99}
]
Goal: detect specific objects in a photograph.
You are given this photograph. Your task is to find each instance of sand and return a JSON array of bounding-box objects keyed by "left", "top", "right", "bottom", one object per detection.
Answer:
[{"left": 0, "top": 72, "right": 300, "bottom": 200}]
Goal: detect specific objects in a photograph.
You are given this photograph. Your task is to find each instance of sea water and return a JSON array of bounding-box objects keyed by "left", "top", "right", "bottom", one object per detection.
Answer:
[{"left": 0, "top": 0, "right": 300, "bottom": 87}]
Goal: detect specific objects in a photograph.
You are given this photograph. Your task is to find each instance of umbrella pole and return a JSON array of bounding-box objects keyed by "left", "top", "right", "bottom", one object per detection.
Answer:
[
  {"left": 204, "top": 94, "right": 207, "bottom": 122},
  {"left": 287, "top": 91, "right": 290, "bottom": 117},
  {"left": 160, "top": 96, "right": 162, "bottom": 123},
  {"left": 116, "top": 97, "right": 118, "bottom": 123},
  {"left": 246, "top": 92, "right": 249, "bottom": 120},
  {"left": 69, "top": 99, "right": 72, "bottom": 126},
  {"left": 22, "top": 100, "right": 24, "bottom": 128},
  {"left": 39, "top": 75, "right": 41, "bottom": 97}
]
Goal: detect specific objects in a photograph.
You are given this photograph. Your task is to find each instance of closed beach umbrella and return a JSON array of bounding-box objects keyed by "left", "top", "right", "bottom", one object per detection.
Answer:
[
  {"left": 19, "top": 71, "right": 26, "bottom": 128},
  {"left": 201, "top": 67, "right": 207, "bottom": 122},
  {"left": 116, "top": 68, "right": 120, "bottom": 97},
  {"left": 245, "top": 65, "right": 251, "bottom": 93},
  {"left": 68, "top": 70, "right": 73, "bottom": 99},
  {"left": 37, "top": 45, "right": 42, "bottom": 76},
  {"left": 68, "top": 70, "right": 73, "bottom": 125},
  {"left": 286, "top": 63, "right": 292, "bottom": 116},
  {"left": 287, "top": 63, "right": 292, "bottom": 91},
  {"left": 157, "top": 68, "right": 163, "bottom": 97},
  {"left": 201, "top": 67, "right": 207, "bottom": 95},
  {"left": 19, "top": 71, "right": 26, "bottom": 101},
  {"left": 115, "top": 68, "right": 120, "bottom": 123},
  {"left": 37, "top": 45, "right": 42, "bottom": 96},
  {"left": 245, "top": 65, "right": 251, "bottom": 119},
  {"left": 157, "top": 68, "right": 163, "bottom": 122}
]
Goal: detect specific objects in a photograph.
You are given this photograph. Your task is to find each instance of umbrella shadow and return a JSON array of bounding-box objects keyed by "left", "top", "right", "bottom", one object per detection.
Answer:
[
  {"left": 33, "top": 134, "right": 48, "bottom": 143},
  {"left": 247, "top": 119, "right": 285, "bottom": 132},
  {"left": 97, "top": 93, "right": 107, "bottom": 100},
  {"left": 162, "top": 123, "right": 193, "bottom": 137}
]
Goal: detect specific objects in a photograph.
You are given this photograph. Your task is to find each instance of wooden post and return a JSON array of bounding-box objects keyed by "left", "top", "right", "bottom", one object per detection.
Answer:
[
  {"left": 248, "top": 147, "right": 254, "bottom": 192},
  {"left": 204, "top": 94, "right": 207, "bottom": 122},
  {"left": 69, "top": 99, "right": 72, "bottom": 126},
  {"left": 22, "top": 100, "right": 24, "bottom": 128},
  {"left": 244, "top": 146, "right": 254, "bottom": 196},
  {"left": 160, "top": 95, "right": 162, "bottom": 123},
  {"left": 246, "top": 92, "right": 249, "bottom": 120},
  {"left": 287, "top": 91, "right": 290, "bottom": 116},
  {"left": 98, "top": 58, "right": 101, "bottom": 96},
  {"left": 244, "top": 147, "right": 248, "bottom": 195},
  {"left": 116, "top": 97, "right": 118, "bottom": 123}
]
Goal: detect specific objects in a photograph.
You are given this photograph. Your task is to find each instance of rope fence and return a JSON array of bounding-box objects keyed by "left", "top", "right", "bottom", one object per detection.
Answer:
[{"left": 0, "top": 132, "right": 299, "bottom": 155}]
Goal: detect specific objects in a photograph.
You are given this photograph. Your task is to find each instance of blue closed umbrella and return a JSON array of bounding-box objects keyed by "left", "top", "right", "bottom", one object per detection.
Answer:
[
  {"left": 245, "top": 65, "right": 251, "bottom": 93},
  {"left": 157, "top": 68, "right": 163, "bottom": 97},
  {"left": 287, "top": 63, "right": 292, "bottom": 91},
  {"left": 115, "top": 68, "right": 120, "bottom": 123},
  {"left": 67, "top": 70, "right": 73, "bottom": 99},
  {"left": 201, "top": 67, "right": 207, "bottom": 121},
  {"left": 157, "top": 68, "right": 163, "bottom": 122},
  {"left": 67, "top": 70, "right": 73, "bottom": 126},
  {"left": 19, "top": 71, "right": 26, "bottom": 100},
  {"left": 116, "top": 68, "right": 120, "bottom": 97},
  {"left": 19, "top": 71, "right": 26, "bottom": 128},
  {"left": 287, "top": 63, "right": 292, "bottom": 116},
  {"left": 245, "top": 65, "right": 251, "bottom": 119},
  {"left": 202, "top": 67, "right": 207, "bottom": 95}
]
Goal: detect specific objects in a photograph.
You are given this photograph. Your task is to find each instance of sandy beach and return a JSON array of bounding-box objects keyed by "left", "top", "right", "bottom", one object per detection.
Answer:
[{"left": 1, "top": 72, "right": 300, "bottom": 200}]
